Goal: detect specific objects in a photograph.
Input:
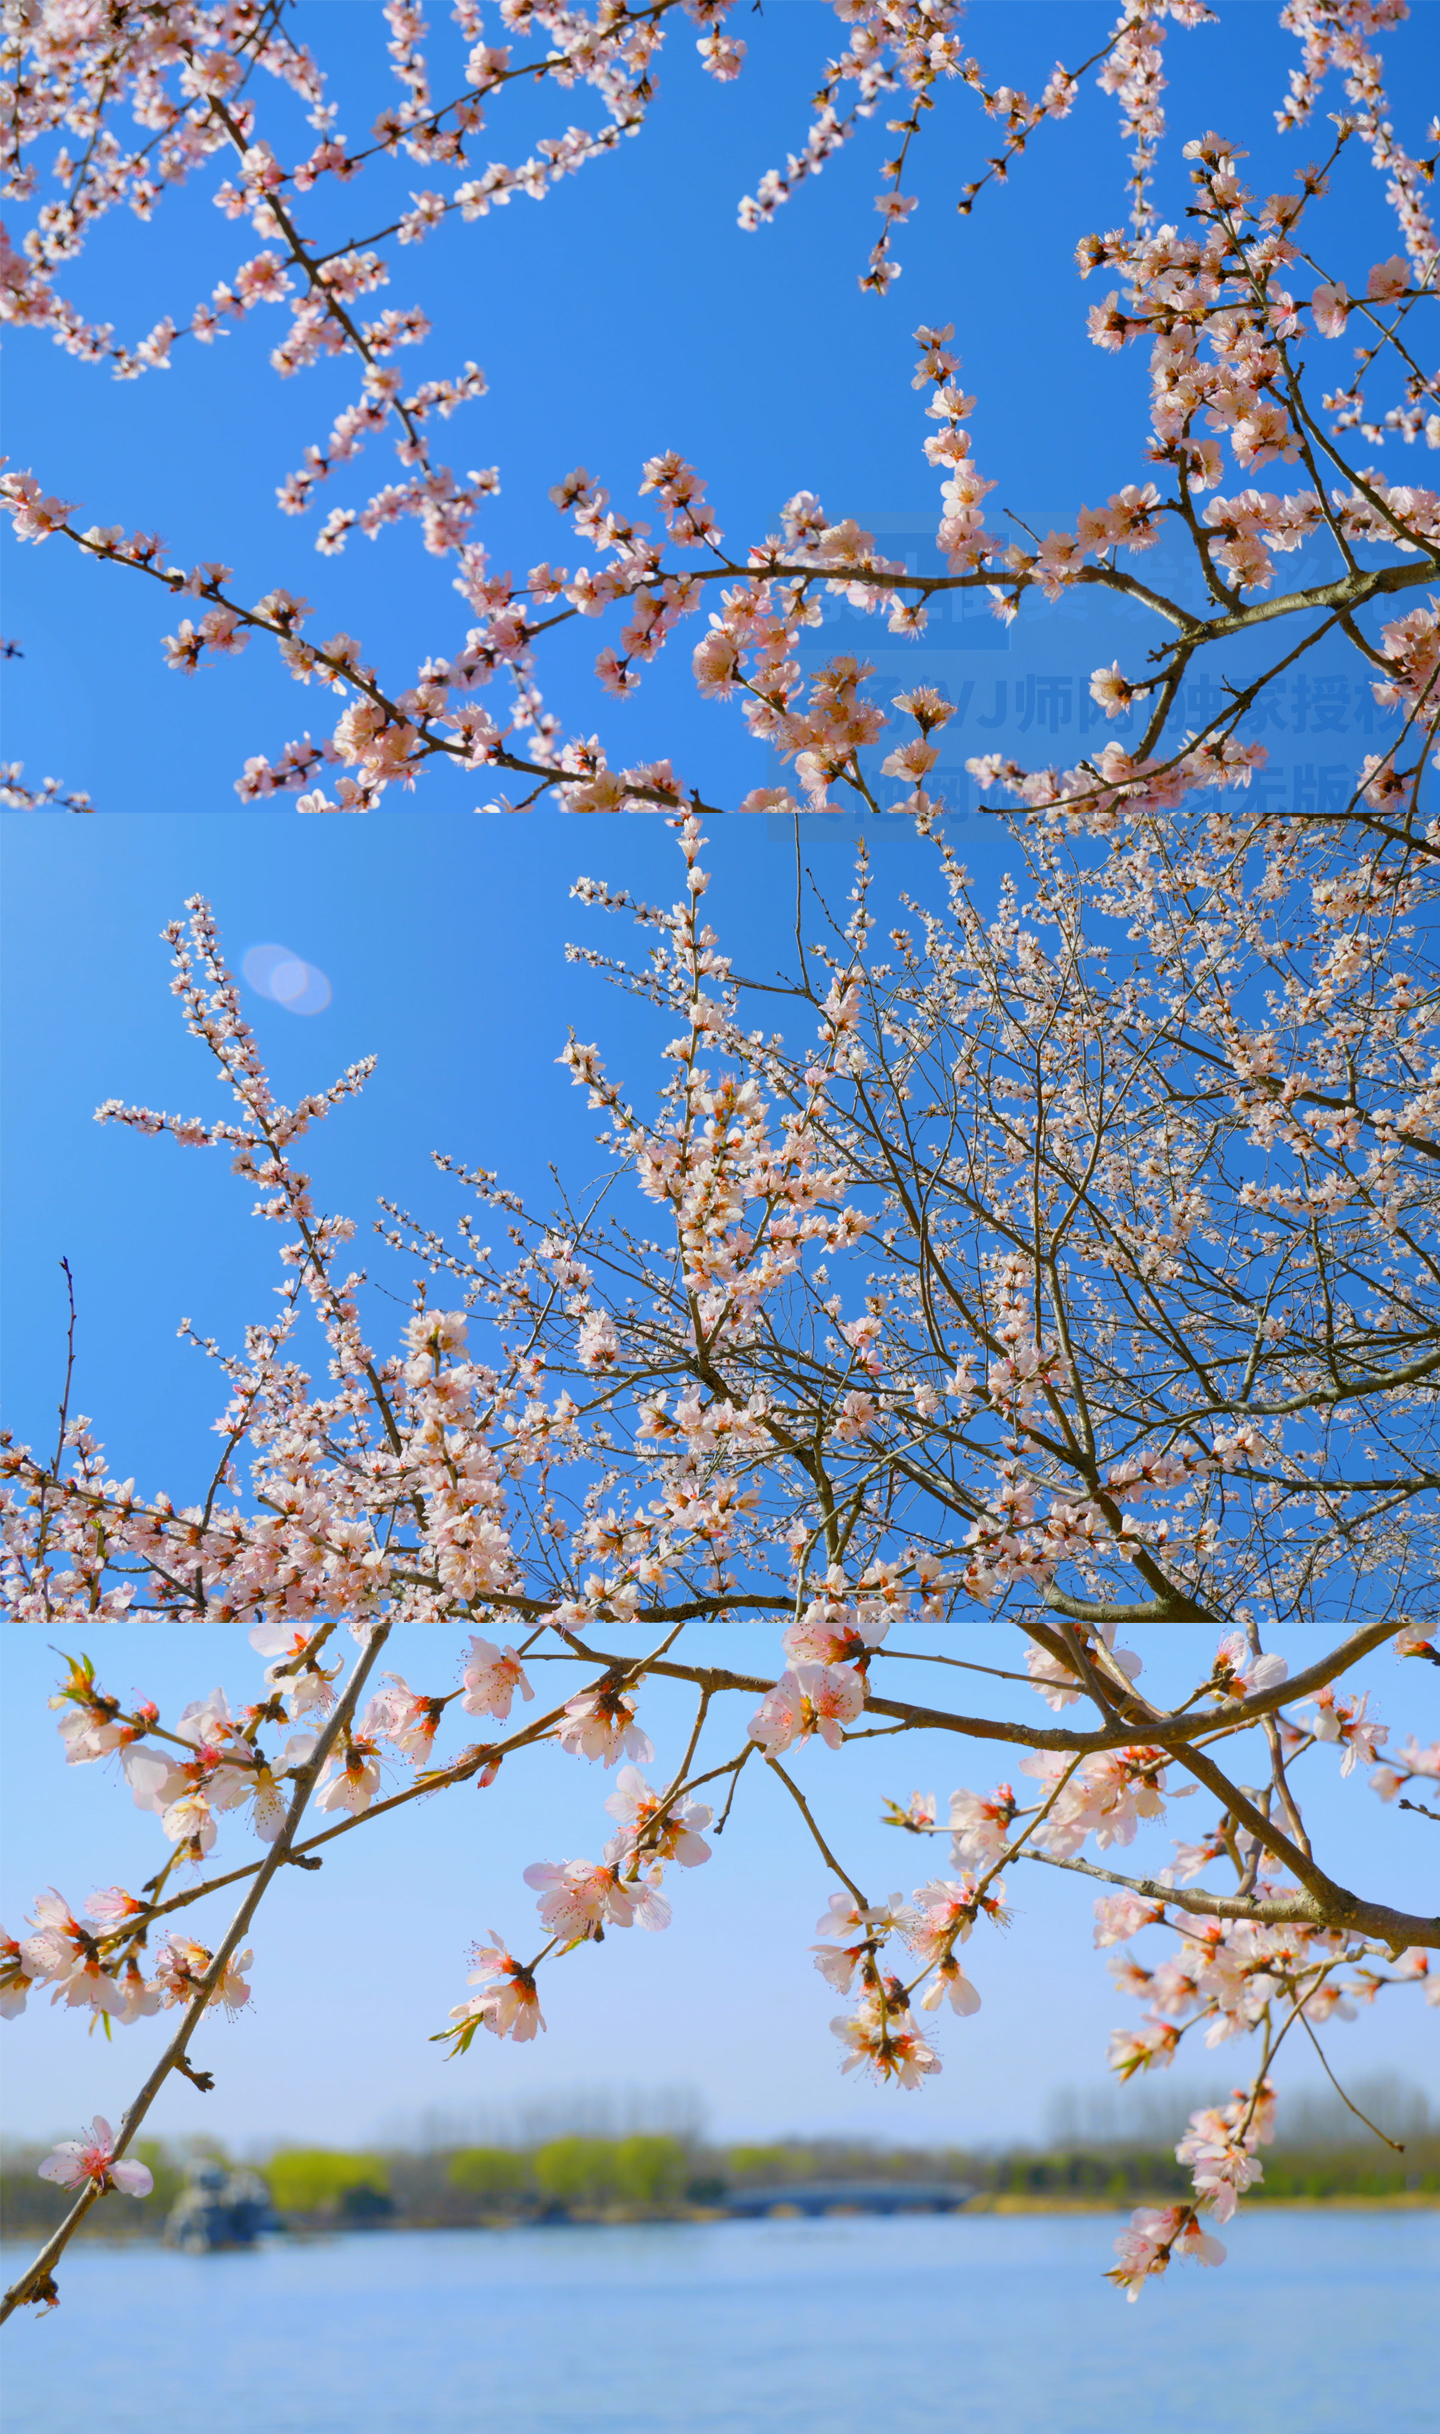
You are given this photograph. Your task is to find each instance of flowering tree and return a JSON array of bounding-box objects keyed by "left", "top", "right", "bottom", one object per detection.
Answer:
[
  {"left": 2, "top": 0, "right": 1437, "bottom": 820},
  {"left": 2, "top": 0, "right": 1438, "bottom": 2323}
]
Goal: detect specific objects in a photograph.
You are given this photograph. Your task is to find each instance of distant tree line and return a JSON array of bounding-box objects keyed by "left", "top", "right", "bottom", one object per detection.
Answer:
[{"left": 4, "top": 2099, "right": 1436, "bottom": 2242}]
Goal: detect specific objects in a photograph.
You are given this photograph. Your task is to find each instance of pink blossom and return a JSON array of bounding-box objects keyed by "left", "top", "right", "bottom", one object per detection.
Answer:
[
  {"left": 460, "top": 1635, "right": 534, "bottom": 1722},
  {"left": 1, "top": 472, "right": 78, "bottom": 542},
  {"left": 1302, "top": 1688, "right": 1388, "bottom": 1773},
  {"left": 1176, "top": 2088, "right": 1271, "bottom": 2221},
  {"left": 1109, "top": 1952, "right": 1155, "bottom": 2002},
  {"left": 602, "top": 1766, "right": 712, "bottom": 1867},
  {"left": 1108, "top": 2016, "right": 1179, "bottom": 2078},
  {"left": 83, "top": 1887, "right": 147, "bottom": 1926},
  {"left": 1023, "top": 1624, "right": 1142, "bottom": 1712},
  {"left": 815, "top": 1890, "right": 897, "bottom": 1939},
  {"left": 1169, "top": 1835, "right": 1226, "bottom": 1884},
  {"left": 1, "top": 1931, "right": 38, "bottom": 2018},
  {"left": 749, "top": 1662, "right": 864, "bottom": 1754},
  {"left": 1367, "top": 255, "right": 1410, "bottom": 302},
  {"left": 880, "top": 736, "right": 939, "bottom": 784},
  {"left": 367, "top": 1676, "right": 444, "bottom": 1765},
  {"left": 249, "top": 1622, "right": 337, "bottom": 1717},
  {"left": 1369, "top": 1735, "right": 1439, "bottom": 1801},
  {"left": 831, "top": 1982, "right": 941, "bottom": 2088},
  {"left": 38, "top": 2119, "right": 153, "bottom": 2199},
  {"left": 158, "top": 1791, "right": 218, "bottom": 1856},
  {"left": 1301, "top": 1979, "right": 1355, "bottom": 2025},
  {"left": 317, "top": 1735, "right": 383, "bottom": 1814},
  {"left": 523, "top": 1858, "right": 667, "bottom": 1939},
  {"left": 1107, "top": 2205, "right": 1225, "bottom": 2300},
  {"left": 54, "top": 1704, "right": 129, "bottom": 1765},
  {"left": 1210, "top": 1633, "right": 1288, "bottom": 1699},
  {"left": 248, "top": 1735, "right": 315, "bottom": 1843},
  {"left": 901, "top": 1874, "right": 1000, "bottom": 1954},
  {"left": 153, "top": 1935, "right": 252, "bottom": 2016},
  {"left": 783, "top": 1592, "right": 889, "bottom": 1668},
  {"left": 812, "top": 1938, "right": 870, "bottom": 1994},
  {"left": 917, "top": 1957, "right": 981, "bottom": 2016},
  {"left": 811, "top": 1889, "right": 902, "bottom": 1989},
  {"left": 458, "top": 1940, "right": 546, "bottom": 2040},
  {"left": 121, "top": 1743, "right": 191, "bottom": 1815},
  {"left": 948, "top": 1784, "right": 1017, "bottom": 1867},
  {"left": 1093, "top": 1892, "right": 1165, "bottom": 1946},
  {"left": 1089, "top": 661, "right": 1136, "bottom": 718},
  {"left": 19, "top": 1890, "right": 126, "bottom": 2014},
  {"left": 1021, "top": 1743, "right": 1169, "bottom": 1859},
  {"left": 1024, "top": 1640, "right": 1084, "bottom": 1707},
  {"left": 556, "top": 1680, "right": 653, "bottom": 1767},
  {"left": 1310, "top": 279, "right": 1348, "bottom": 335},
  {"left": 576, "top": 1312, "right": 620, "bottom": 1369}
]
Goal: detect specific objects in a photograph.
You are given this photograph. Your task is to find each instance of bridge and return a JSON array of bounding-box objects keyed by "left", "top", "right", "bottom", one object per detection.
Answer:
[{"left": 724, "top": 2181, "right": 975, "bottom": 2219}]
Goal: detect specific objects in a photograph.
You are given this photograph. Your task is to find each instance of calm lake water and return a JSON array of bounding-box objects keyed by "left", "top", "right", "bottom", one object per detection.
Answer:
[{"left": 2, "top": 2212, "right": 1435, "bottom": 2434}]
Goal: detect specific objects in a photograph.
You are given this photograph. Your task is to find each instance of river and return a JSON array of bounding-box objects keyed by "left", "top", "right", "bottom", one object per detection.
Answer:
[{"left": 2, "top": 2210, "right": 1434, "bottom": 2433}]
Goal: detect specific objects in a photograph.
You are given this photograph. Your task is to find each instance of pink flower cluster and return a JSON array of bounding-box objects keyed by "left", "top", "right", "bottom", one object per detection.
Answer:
[{"left": 3, "top": 1889, "right": 252, "bottom": 2026}]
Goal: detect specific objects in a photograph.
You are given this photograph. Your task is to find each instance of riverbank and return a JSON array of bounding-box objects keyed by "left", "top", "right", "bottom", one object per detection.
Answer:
[
  {"left": 3, "top": 2190, "right": 1435, "bottom": 2251},
  {"left": 962, "top": 2190, "right": 1440, "bottom": 2216},
  {"left": 6, "top": 2115, "right": 1437, "bottom": 2246}
]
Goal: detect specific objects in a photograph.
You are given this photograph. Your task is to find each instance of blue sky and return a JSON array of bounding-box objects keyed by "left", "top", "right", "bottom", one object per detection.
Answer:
[{"left": 3, "top": 2, "right": 1438, "bottom": 2152}]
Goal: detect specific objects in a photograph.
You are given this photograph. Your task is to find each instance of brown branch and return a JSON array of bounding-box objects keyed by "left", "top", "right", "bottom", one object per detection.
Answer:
[{"left": 0, "top": 1621, "right": 394, "bottom": 2323}]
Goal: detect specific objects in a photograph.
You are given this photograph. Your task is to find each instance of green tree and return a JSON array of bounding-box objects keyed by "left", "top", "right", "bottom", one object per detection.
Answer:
[
  {"left": 725, "top": 2146, "right": 806, "bottom": 2186},
  {"left": 446, "top": 2148, "right": 530, "bottom": 2202},
  {"left": 612, "top": 2137, "right": 687, "bottom": 2206},
  {"left": 265, "top": 2149, "right": 390, "bottom": 2214},
  {"left": 532, "top": 2138, "right": 625, "bottom": 2208},
  {"left": 531, "top": 2135, "right": 687, "bottom": 2210}
]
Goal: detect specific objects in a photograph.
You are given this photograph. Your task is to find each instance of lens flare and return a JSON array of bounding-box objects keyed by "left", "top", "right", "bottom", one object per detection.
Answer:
[{"left": 241, "top": 942, "right": 332, "bottom": 1016}]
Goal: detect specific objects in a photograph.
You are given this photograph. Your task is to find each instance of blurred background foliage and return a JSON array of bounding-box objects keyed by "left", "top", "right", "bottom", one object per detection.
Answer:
[{"left": 3, "top": 2078, "right": 1435, "bottom": 2242}]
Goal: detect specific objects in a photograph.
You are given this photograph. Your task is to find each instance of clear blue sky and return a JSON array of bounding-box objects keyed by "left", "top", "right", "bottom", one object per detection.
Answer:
[{"left": 3, "top": 2, "right": 1436, "bottom": 2153}]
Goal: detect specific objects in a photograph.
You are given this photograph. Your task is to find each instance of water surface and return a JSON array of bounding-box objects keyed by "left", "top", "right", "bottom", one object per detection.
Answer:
[{"left": 3, "top": 2211, "right": 1433, "bottom": 2434}]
